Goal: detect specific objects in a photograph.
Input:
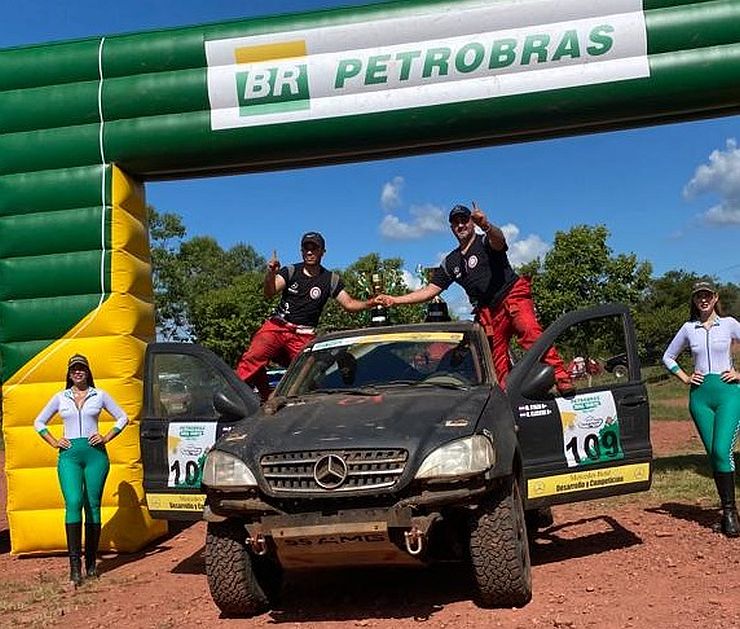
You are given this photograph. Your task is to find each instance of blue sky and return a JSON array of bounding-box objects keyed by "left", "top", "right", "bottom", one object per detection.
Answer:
[{"left": 3, "top": 0, "right": 739, "bottom": 317}]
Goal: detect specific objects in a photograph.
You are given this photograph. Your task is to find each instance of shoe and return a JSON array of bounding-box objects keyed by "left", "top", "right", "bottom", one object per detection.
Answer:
[
  {"left": 557, "top": 383, "right": 576, "bottom": 397},
  {"left": 714, "top": 472, "right": 740, "bottom": 538},
  {"left": 84, "top": 523, "right": 102, "bottom": 578},
  {"left": 65, "top": 523, "right": 83, "bottom": 587}
]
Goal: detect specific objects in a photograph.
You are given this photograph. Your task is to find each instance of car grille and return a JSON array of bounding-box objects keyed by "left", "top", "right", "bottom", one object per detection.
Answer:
[{"left": 260, "top": 449, "right": 408, "bottom": 493}]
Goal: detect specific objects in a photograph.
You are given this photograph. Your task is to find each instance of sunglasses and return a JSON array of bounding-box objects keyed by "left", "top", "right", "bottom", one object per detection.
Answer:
[
  {"left": 693, "top": 291, "right": 716, "bottom": 300},
  {"left": 450, "top": 216, "right": 471, "bottom": 227}
]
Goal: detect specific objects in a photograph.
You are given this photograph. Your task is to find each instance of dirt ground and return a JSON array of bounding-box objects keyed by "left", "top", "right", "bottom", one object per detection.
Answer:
[{"left": 2, "top": 420, "right": 739, "bottom": 629}]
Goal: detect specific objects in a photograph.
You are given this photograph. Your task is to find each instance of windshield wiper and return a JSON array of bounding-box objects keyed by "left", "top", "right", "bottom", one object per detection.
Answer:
[
  {"left": 418, "top": 381, "right": 469, "bottom": 390},
  {"left": 311, "top": 386, "right": 380, "bottom": 396},
  {"left": 366, "top": 380, "right": 419, "bottom": 388}
]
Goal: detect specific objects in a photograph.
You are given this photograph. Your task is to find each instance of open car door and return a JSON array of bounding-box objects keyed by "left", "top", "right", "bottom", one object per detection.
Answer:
[
  {"left": 507, "top": 304, "right": 652, "bottom": 508},
  {"left": 140, "top": 343, "right": 260, "bottom": 520}
]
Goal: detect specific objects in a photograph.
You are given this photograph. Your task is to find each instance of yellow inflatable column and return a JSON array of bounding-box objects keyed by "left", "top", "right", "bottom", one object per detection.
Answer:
[{"left": 3, "top": 166, "right": 167, "bottom": 554}]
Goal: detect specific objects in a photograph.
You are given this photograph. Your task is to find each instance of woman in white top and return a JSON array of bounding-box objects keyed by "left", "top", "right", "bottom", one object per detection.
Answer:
[
  {"left": 662, "top": 280, "right": 740, "bottom": 537},
  {"left": 34, "top": 354, "right": 128, "bottom": 585}
]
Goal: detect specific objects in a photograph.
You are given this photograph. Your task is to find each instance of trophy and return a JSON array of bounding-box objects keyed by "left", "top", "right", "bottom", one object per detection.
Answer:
[
  {"left": 369, "top": 271, "right": 389, "bottom": 327},
  {"left": 417, "top": 264, "right": 449, "bottom": 322}
]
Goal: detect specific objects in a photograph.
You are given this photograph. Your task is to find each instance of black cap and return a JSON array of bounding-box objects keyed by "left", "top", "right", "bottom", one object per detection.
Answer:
[
  {"left": 691, "top": 280, "right": 717, "bottom": 295},
  {"left": 301, "top": 232, "right": 325, "bottom": 249},
  {"left": 448, "top": 204, "right": 471, "bottom": 223},
  {"left": 67, "top": 354, "right": 90, "bottom": 370}
]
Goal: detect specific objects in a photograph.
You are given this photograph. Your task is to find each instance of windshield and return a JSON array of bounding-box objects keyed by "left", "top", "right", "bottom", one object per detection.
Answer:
[{"left": 277, "top": 331, "right": 483, "bottom": 396}]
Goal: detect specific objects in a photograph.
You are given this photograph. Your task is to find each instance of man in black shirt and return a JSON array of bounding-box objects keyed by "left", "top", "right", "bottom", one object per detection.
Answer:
[
  {"left": 377, "top": 204, "right": 572, "bottom": 393},
  {"left": 236, "top": 231, "right": 372, "bottom": 401}
]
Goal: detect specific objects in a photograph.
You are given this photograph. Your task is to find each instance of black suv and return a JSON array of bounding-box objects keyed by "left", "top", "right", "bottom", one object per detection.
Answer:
[{"left": 140, "top": 304, "right": 652, "bottom": 616}]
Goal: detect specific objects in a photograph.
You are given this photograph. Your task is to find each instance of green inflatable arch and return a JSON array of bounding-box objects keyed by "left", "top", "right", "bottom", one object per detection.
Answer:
[{"left": 1, "top": 0, "right": 739, "bottom": 553}]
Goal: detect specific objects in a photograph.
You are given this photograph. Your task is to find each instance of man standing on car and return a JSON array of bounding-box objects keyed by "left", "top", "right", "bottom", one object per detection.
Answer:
[
  {"left": 236, "top": 231, "right": 372, "bottom": 401},
  {"left": 376, "top": 203, "right": 572, "bottom": 394}
]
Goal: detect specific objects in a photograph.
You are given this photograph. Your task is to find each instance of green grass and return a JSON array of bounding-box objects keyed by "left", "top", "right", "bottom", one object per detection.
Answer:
[{"left": 646, "top": 375, "right": 690, "bottom": 421}]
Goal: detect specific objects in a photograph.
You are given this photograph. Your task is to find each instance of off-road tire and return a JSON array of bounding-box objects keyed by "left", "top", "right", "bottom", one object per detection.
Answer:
[
  {"left": 613, "top": 364, "right": 628, "bottom": 379},
  {"left": 469, "top": 477, "right": 532, "bottom": 608},
  {"left": 205, "top": 519, "right": 280, "bottom": 617}
]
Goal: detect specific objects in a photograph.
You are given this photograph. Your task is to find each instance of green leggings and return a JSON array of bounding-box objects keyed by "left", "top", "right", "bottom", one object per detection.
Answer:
[
  {"left": 689, "top": 374, "right": 740, "bottom": 473},
  {"left": 57, "top": 438, "right": 110, "bottom": 524}
]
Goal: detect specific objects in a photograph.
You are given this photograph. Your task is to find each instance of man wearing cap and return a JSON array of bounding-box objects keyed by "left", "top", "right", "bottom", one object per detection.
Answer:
[
  {"left": 377, "top": 202, "right": 572, "bottom": 393},
  {"left": 236, "top": 231, "right": 372, "bottom": 401}
]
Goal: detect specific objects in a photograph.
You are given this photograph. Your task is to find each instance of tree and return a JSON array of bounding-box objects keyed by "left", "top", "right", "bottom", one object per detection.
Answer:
[
  {"left": 523, "top": 225, "right": 652, "bottom": 327},
  {"left": 191, "top": 274, "right": 275, "bottom": 367},
  {"left": 319, "top": 253, "right": 425, "bottom": 331},
  {"left": 148, "top": 207, "right": 188, "bottom": 340},
  {"left": 634, "top": 270, "right": 740, "bottom": 364},
  {"left": 148, "top": 206, "right": 267, "bottom": 344}
]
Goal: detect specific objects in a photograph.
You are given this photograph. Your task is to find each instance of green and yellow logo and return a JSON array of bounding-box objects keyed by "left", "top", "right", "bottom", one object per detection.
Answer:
[{"left": 234, "top": 40, "right": 310, "bottom": 116}]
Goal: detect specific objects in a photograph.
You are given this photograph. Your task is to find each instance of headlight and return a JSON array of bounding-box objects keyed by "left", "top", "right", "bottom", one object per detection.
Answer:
[
  {"left": 202, "top": 450, "right": 258, "bottom": 489},
  {"left": 415, "top": 435, "right": 495, "bottom": 480}
]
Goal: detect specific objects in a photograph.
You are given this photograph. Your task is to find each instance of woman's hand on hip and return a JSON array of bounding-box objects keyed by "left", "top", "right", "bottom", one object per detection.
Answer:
[
  {"left": 688, "top": 372, "right": 704, "bottom": 385},
  {"left": 88, "top": 433, "right": 105, "bottom": 446},
  {"left": 720, "top": 368, "right": 739, "bottom": 383},
  {"left": 57, "top": 438, "right": 71, "bottom": 450}
]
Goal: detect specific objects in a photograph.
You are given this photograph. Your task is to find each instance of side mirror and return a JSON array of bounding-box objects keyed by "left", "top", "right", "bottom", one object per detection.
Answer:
[
  {"left": 213, "top": 391, "right": 248, "bottom": 421},
  {"left": 521, "top": 363, "right": 556, "bottom": 399}
]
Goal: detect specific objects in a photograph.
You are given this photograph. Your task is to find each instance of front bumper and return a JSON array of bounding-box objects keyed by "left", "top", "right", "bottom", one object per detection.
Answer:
[{"left": 204, "top": 481, "right": 494, "bottom": 568}]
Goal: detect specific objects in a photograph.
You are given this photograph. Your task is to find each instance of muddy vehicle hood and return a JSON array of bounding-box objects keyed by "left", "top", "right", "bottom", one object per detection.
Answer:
[{"left": 217, "top": 386, "right": 491, "bottom": 464}]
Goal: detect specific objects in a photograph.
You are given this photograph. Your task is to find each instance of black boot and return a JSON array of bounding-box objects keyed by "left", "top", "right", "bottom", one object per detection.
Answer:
[
  {"left": 84, "top": 523, "right": 102, "bottom": 578},
  {"left": 65, "top": 523, "right": 83, "bottom": 587},
  {"left": 714, "top": 472, "right": 740, "bottom": 538}
]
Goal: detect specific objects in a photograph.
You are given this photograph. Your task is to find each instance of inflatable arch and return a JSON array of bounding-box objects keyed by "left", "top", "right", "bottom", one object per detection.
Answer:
[{"left": 1, "top": 0, "right": 739, "bottom": 554}]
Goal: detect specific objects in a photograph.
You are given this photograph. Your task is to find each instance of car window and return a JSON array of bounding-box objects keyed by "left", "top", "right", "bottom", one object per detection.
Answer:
[
  {"left": 543, "top": 313, "right": 631, "bottom": 397},
  {"left": 152, "top": 353, "right": 242, "bottom": 419},
  {"left": 279, "top": 331, "right": 483, "bottom": 395}
]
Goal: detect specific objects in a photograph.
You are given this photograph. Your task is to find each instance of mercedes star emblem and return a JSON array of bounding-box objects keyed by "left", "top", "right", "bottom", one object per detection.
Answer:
[{"left": 313, "top": 454, "right": 348, "bottom": 490}]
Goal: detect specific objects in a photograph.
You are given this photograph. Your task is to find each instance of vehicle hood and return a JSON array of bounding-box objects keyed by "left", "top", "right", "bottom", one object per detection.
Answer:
[{"left": 218, "top": 387, "right": 490, "bottom": 461}]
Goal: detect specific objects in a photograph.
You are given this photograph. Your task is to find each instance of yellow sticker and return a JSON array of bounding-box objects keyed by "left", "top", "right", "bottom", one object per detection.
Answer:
[
  {"left": 146, "top": 493, "right": 205, "bottom": 512},
  {"left": 527, "top": 462, "right": 650, "bottom": 499},
  {"left": 312, "top": 332, "right": 464, "bottom": 351}
]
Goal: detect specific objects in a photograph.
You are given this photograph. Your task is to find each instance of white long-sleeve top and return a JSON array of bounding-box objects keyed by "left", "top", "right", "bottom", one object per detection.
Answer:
[
  {"left": 662, "top": 316, "right": 740, "bottom": 375},
  {"left": 34, "top": 388, "right": 128, "bottom": 439}
]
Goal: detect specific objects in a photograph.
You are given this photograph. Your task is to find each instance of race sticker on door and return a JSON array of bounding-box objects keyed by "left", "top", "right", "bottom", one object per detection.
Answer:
[
  {"left": 167, "top": 422, "right": 217, "bottom": 488},
  {"left": 555, "top": 391, "right": 624, "bottom": 468}
]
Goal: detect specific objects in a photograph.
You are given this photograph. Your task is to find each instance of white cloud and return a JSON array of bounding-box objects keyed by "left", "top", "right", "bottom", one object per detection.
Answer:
[
  {"left": 380, "top": 176, "right": 404, "bottom": 211},
  {"left": 499, "top": 223, "right": 550, "bottom": 267},
  {"left": 683, "top": 138, "right": 740, "bottom": 226},
  {"left": 401, "top": 269, "right": 424, "bottom": 291},
  {"left": 379, "top": 203, "right": 447, "bottom": 240}
]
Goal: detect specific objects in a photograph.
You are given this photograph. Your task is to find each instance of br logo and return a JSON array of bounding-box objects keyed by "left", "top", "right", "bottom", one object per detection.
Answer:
[{"left": 234, "top": 40, "right": 310, "bottom": 116}]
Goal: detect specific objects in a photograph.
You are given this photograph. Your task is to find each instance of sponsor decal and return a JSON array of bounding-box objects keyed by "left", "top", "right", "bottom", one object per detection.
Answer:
[
  {"left": 206, "top": 0, "right": 649, "bottom": 130},
  {"left": 467, "top": 255, "right": 479, "bottom": 269},
  {"left": 527, "top": 462, "right": 650, "bottom": 498},
  {"left": 310, "top": 286, "right": 322, "bottom": 300},
  {"left": 146, "top": 493, "right": 206, "bottom": 512},
  {"left": 167, "top": 422, "right": 217, "bottom": 488},
  {"left": 311, "top": 331, "right": 464, "bottom": 351},
  {"left": 518, "top": 402, "right": 553, "bottom": 419},
  {"left": 556, "top": 391, "right": 624, "bottom": 468}
]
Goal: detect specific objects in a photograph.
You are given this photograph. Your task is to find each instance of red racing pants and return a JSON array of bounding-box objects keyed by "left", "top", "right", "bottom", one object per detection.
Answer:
[
  {"left": 475, "top": 277, "right": 571, "bottom": 391},
  {"left": 235, "top": 318, "right": 315, "bottom": 401}
]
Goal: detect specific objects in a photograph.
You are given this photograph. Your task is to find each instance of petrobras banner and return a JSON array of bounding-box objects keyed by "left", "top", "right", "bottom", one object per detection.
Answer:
[{"left": 205, "top": 0, "right": 649, "bottom": 130}]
